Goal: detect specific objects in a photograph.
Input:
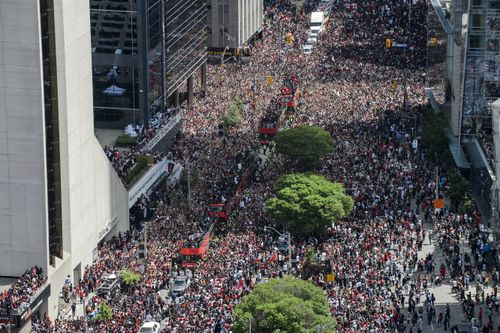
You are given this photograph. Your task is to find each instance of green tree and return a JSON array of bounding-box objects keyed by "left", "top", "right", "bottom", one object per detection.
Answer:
[
  {"left": 223, "top": 97, "right": 243, "bottom": 128},
  {"left": 120, "top": 270, "right": 141, "bottom": 286},
  {"left": 420, "top": 109, "right": 449, "bottom": 159},
  {"left": 265, "top": 173, "right": 353, "bottom": 236},
  {"left": 274, "top": 125, "right": 334, "bottom": 170},
  {"left": 93, "top": 300, "right": 112, "bottom": 321},
  {"left": 233, "top": 277, "right": 336, "bottom": 333},
  {"left": 460, "top": 192, "right": 476, "bottom": 214},
  {"left": 447, "top": 168, "right": 470, "bottom": 206}
]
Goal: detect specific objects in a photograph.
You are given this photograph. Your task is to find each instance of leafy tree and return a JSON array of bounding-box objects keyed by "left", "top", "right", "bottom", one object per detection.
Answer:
[
  {"left": 447, "top": 168, "right": 470, "bottom": 206},
  {"left": 233, "top": 277, "right": 336, "bottom": 333},
  {"left": 274, "top": 125, "right": 334, "bottom": 170},
  {"left": 223, "top": 97, "right": 243, "bottom": 128},
  {"left": 460, "top": 192, "right": 476, "bottom": 215},
  {"left": 93, "top": 300, "right": 112, "bottom": 321},
  {"left": 420, "top": 109, "right": 449, "bottom": 159},
  {"left": 265, "top": 173, "right": 353, "bottom": 236},
  {"left": 120, "top": 270, "right": 141, "bottom": 286}
]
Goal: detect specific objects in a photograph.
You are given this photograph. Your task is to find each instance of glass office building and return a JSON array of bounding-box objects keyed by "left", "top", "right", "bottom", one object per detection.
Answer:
[
  {"left": 90, "top": 0, "right": 207, "bottom": 128},
  {"left": 460, "top": 0, "right": 500, "bottom": 137}
]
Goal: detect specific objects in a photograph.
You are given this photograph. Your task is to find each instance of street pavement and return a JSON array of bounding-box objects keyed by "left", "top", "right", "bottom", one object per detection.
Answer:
[{"left": 405, "top": 221, "right": 500, "bottom": 333}]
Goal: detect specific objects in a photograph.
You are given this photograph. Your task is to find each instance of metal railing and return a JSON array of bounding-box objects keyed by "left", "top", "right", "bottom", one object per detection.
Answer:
[{"left": 141, "top": 111, "right": 182, "bottom": 153}]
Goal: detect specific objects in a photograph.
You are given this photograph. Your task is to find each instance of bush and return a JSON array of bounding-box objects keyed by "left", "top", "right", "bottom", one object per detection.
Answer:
[
  {"left": 115, "top": 134, "right": 137, "bottom": 147},
  {"left": 93, "top": 300, "right": 112, "bottom": 321},
  {"left": 120, "top": 270, "right": 141, "bottom": 286},
  {"left": 223, "top": 98, "right": 243, "bottom": 128},
  {"left": 125, "top": 157, "right": 149, "bottom": 187}
]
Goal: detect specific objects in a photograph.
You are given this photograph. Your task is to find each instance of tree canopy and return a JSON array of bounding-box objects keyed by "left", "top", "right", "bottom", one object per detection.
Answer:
[
  {"left": 265, "top": 173, "right": 353, "bottom": 236},
  {"left": 93, "top": 300, "right": 112, "bottom": 321},
  {"left": 420, "top": 109, "right": 449, "bottom": 159},
  {"left": 120, "top": 270, "right": 141, "bottom": 286},
  {"left": 233, "top": 277, "right": 336, "bottom": 333},
  {"left": 274, "top": 125, "right": 334, "bottom": 170},
  {"left": 223, "top": 97, "right": 243, "bottom": 128}
]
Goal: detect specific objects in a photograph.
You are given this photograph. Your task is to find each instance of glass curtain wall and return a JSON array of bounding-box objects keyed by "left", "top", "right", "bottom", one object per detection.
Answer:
[
  {"left": 461, "top": 0, "right": 500, "bottom": 136},
  {"left": 91, "top": 0, "right": 140, "bottom": 128},
  {"left": 91, "top": 0, "right": 207, "bottom": 128},
  {"left": 165, "top": 0, "right": 208, "bottom": 97}
]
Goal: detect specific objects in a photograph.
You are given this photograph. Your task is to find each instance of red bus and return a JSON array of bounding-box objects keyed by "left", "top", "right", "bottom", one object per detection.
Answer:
[
  {"left": 259, "top": 116, "right": 280, "bottom": 145},
  {"left": 207, "top": 203, "right": 231, "bottom": 219},
  {"left": 179, "top": 226, "right": 212, "bottom": 268}
]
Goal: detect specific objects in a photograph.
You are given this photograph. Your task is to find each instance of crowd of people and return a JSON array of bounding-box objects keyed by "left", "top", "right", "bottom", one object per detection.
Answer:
[
  {"left": 103, "top": 105, "right": 181, "bottom": 181},
  {"left": 22, "top": 0, "right": 500, "bottom": 332},
  {"left": 0, "top": 266, "right": 46, "bottom": 315}
]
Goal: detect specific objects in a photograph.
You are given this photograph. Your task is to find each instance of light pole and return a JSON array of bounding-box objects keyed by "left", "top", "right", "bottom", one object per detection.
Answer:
[
  {"left": 223, "top": 33, "right": 238, "bottom": 63},
  {"left": 263, "top": 226, "right": 292, "bottom": 273}
]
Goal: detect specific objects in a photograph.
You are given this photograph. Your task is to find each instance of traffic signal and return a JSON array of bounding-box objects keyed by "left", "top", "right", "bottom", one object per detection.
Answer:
[
  {"left": 266, "top": 76, "right": 273, "bottom": 85},
  {"left": 385, "top": 38, "right": 392, "bottom": 48},
  {"left": 218, "top": 123, "right": 225, "bottom": 137}
]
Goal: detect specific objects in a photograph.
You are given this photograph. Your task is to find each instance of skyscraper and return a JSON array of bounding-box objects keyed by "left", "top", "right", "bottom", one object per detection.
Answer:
[
  {"left": 90, "top": 0, "right": 208, "bottom": 129},
  {"left": 0, "top": 0, "right": 129, "bottom": 319}
]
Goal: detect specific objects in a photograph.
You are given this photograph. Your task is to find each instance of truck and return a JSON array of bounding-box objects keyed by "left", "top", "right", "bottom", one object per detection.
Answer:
[{"left": 310, "top": 12, "right": 326, "bottom": 33}]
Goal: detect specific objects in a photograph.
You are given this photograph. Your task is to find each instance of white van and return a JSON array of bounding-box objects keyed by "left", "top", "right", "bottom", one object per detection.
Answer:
[{"left": 310, "top": 11, "right": 326, "bottom": 33}]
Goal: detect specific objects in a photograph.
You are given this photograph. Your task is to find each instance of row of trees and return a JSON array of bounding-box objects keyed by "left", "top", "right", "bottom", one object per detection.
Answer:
[
  {"left": 267, "top": 125, "right": 353, "bottom": 237},
  {"left": 234, "top": 125, "right": 350, "bottom": 332}
]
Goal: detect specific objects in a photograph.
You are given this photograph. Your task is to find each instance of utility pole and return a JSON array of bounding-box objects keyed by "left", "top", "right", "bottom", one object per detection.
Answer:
[
  {"left": 435, "top": 166, "right": 440, "bottom": 198},
  {"left": 264, "top": 227, "right": 292, "bottom": 274},
  {"left": 287, "top": 232, "right": 292, "bottom": 273},
  {"left": 187, "top": 158, "right": 191, "bottom": 205}
]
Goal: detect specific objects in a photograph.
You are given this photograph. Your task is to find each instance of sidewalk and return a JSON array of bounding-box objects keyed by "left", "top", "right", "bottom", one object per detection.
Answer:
[{"left": 405, "top": 222, "right": 500, "bottom": 333}]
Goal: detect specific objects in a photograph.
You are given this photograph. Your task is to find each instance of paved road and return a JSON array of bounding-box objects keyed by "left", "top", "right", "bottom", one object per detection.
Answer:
[{"left": 405, "top": 222, "right": 500, "bottom": 333}]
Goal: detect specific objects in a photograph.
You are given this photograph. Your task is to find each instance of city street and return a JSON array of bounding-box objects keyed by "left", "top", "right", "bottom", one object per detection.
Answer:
[{"left": 0, "top": 1, "right": 496, "bottom": 333}]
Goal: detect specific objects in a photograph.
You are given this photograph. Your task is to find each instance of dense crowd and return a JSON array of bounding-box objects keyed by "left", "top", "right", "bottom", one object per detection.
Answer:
[
  {"left": 103, "top": 106, "right": 181, "bottom": 181},
  {"left": 0, "top": 266, "right": 46, "bottom": 315},
  {"left": 25, "top": 0, "right": 499, "bottom": 332}
]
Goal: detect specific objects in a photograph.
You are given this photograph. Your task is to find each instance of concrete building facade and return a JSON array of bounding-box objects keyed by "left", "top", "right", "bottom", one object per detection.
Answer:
[
  {"left": 0, "top": 0, "right": 129, "bottom": 320},
  {"left": 207, "top": 0, "right": 264, "bottom": 58}
]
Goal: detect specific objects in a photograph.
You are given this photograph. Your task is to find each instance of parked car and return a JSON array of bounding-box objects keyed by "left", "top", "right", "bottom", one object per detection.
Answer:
[
  {"left": 139, "top": 321, "right": 160, "bottom": 333},
  {"left": 302, "top": 45, "right": 313, "bottom": 54},
  {"left": 171, "top": 276, "right": 190, "bottom": 294}
]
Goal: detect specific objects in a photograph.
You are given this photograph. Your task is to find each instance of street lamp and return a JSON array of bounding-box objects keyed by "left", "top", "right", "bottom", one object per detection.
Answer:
[{"left": 263, "top": 226, "right": 292, "bottom": 273}]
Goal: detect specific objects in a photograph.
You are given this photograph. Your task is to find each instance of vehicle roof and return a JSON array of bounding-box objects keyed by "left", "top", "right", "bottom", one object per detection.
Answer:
[
  {"left": 311, "top": 12, "right": 325, "bottom": 21},
  {"left": 141, "top": 322, "right": 159, "bottom": 328}
]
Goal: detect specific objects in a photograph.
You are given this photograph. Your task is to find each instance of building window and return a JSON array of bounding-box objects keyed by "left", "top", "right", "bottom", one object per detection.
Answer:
[
  {"left": 39, "top": 0, "right": 63, "bottom": 266},
  {"left": 469, "top": 35, "right": 484, "bottom": 49}
]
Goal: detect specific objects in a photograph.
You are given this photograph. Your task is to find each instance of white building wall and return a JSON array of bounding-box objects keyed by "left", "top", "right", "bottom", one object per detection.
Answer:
[
  {"left": 0, "top": 0, "right": 49, "bottom": 277},
  {"left": 52, "top": 0, "right": 129, "bottom": 274},
  {"left": 0, "top": 0, "right": 129, "bottom": 318}
]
